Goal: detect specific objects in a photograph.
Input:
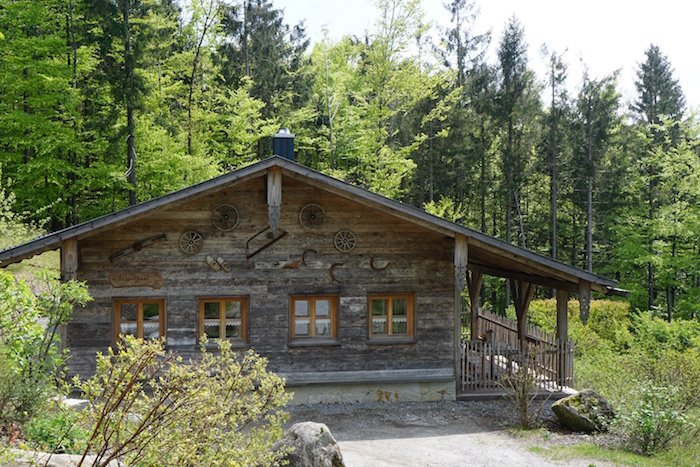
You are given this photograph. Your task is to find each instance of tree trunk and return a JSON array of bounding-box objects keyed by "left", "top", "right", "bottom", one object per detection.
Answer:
[
  {"left": 124, "top": 0, "right": 136, "bottom": 206},
  {"left": 586, "top": 99, "right": 593, "bottom": 273}
]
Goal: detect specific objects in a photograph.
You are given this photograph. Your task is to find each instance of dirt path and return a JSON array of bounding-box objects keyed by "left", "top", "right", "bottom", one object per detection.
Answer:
[{"left": 288, "top": 400, "right": 616, "bottom": 467}]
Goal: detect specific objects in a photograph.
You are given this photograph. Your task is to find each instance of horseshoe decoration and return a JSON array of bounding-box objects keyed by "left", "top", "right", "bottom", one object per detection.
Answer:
[
  {"left": 369, "top": 254, "right": 390, "bottom": 271},
  {"left": 302, "top": 248, "right": 317, "bottom": 266},
  {"left": 329, "top": 262, "right": 343, "bottom": 283}
]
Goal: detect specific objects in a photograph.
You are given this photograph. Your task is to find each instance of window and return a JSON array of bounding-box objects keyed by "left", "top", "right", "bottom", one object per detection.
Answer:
[
  {"left": 114, "top": 299, "right": 166, "bottom": 342},
  {"left": 290, "top": 296, "right": 338, "bottom": 342},
  {"left": 198, "top": 298, "right": 248, "bottom": 344},
  {"left": 368, "top": 294, "right": 415, "bottom": 340}
]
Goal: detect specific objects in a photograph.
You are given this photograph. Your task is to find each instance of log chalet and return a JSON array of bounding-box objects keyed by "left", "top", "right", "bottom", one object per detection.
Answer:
[{"left": 0, "top": 138, "right": 625, "bottom": 403}]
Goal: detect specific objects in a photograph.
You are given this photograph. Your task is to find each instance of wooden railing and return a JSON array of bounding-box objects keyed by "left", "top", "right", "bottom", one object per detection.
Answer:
[
  {"left": 460, "top": 339, "right": 574, "bottom": 393},
  {"left": 464, "top": 309, "right": 561, "bottom": 349},
  {"left": 459, "top": 309, "right": 574, "bottom": 393}
]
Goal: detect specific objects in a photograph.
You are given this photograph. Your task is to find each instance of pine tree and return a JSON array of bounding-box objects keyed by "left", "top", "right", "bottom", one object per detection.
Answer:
[{"left": 632, "top": 44, "right": 686, "bottom": 311}]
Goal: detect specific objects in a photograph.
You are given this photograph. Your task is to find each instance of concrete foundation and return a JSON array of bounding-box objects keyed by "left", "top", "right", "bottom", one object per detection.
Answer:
[{"left": 286, "top": 380, "right": 456, "bottom": 405}]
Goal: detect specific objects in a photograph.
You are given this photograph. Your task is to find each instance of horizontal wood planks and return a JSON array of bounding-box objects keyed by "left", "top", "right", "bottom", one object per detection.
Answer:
[{"left": 70, "top": 174, "right": 455, "bottom": 379}]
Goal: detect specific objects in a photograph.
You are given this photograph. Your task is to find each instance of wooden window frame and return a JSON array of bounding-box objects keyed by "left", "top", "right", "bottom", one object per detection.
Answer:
[
  {"left": 113, "top": 298, "right": 166, "bottom": 343},
  {"left": 197, "top": 297, "right": 249, "bottom": 346},
  {"left": 367, "top": 293, "right": 416, "bottom": 343},
  {"left": 289, "top": 295, "right": 339, "bottom": 346}
]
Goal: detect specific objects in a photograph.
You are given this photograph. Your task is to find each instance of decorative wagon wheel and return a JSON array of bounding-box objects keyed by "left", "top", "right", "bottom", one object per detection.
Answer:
[
  {"left": 179, "top": 231, "right": 203, "bottom": 255},
  {"left": 299, "top": 203, "right": 326, "bottom": 229},
  {"left": 334, "top": 229, "right": 356, "bottom": 253},
  {"left": 212, "top": 204, "right": 239, "bottom": 231}
]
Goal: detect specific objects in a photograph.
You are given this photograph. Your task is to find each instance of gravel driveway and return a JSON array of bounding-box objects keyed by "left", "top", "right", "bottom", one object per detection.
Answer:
[{"left": 287, "top": 400, "right": 616, "bottom": 467}]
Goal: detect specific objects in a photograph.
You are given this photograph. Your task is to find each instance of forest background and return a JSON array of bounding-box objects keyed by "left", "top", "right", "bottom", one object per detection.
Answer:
[{"left": 1, "top": 0, "right": 698, "bottom": 320}]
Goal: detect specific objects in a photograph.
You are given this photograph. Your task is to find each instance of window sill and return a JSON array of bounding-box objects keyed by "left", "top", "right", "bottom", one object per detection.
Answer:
[
  {"left": 199, "top": 341, "right": 250, "bottom": 350},
  {"left": 287, "top": 339, "right": 341, "bottom": 348},
  {"left": 366, "top": 337, "right": 417, "bottom": 345}
]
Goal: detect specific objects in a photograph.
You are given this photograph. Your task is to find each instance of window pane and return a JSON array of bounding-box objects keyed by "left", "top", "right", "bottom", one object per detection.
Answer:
[
  {"left": 225, "top": 301, "right": 241, "bottom": 319},
  {"left": 295, "top": 319, "right": 310, "bottom": 336},
  {"left": 372, "top": 317, "right": 387, "bottom": 335},
  {"left": 204, "top": 302, "right": 220, "bottom": 320},
  {"left": 203, "top": 320, "right": 220, "bottom": 339},
  {"left": 225, "top": 322, "right": 241, "bottom": 338},
  {"left": 120, "top": 322, "right": 137, "bottom": 336},
  {"left": 371, "top": 299, "right": 387, "bottom": 316},
  {"left": 315, "top": 319, "right": 331, "bottom": 337},
  {"left": 143, "top": 303, "right": 160, "bottom": 321},
  {"left": 392, "top": 316, "right": 408, "bottom": 334},
  {"left": 120, "top": 303, "right": 137, "bottom": 322},
  {"left": 143, "top": 321, "right": 160, "bottom": 340},
  {"left": 294, "top": 300, "right": 309, "bottom": 317},
  {"left": 315, "top": 299, "right": 331, "bottom": 317},
  {"left": 393, "top": 298, "right": 407, "bottom": 316}
]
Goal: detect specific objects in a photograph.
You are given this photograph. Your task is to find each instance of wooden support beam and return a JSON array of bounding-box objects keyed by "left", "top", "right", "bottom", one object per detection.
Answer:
[
  {"left": 60, "top": 238, "right": 78, "bottom": 281},
  {"left": 510, "top": 280, "right": 535, "bottom": 350},
  {"left": 267, "top": 167, "right": 282, "bottom": 235},
  {"left": 556, "top": 289, "right": 569, "bottom": 387},
  {"left": 467, "top": 270, "right": 483, "bottom": 340},
  {"left": 468, "top": 264, "right": 578, "bottom": 293},
  {"left": 578, "top": 279, "right": 591, "bottom": 325},
  {"left": 59, "top": 238, "right": 79, "bottom": 351},
  {"left": 556, "top": 289, "right": 569, "bottom": 342},
  {"left": 454, "top": 234, "right": 468, "bottom": 378}
]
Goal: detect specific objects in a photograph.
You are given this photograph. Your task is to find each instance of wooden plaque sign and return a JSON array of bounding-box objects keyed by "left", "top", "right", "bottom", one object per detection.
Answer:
[{"left": 108, "top": 272, "right": 163, "bottom": 289}]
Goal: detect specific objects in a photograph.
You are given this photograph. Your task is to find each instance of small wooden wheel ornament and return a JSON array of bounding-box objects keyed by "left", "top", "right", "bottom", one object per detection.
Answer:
[
  {"left": 334, "top": 229, "right": 356, "bottom": 253},
  {"left": 212, "top": 204, "right": 239, "bottom": 231},
  {"left": 179, "top": 231, "right": 203, "bottom": 255},
  {"left": 299, "top": 203, "right": 326, "bottom": 229}
]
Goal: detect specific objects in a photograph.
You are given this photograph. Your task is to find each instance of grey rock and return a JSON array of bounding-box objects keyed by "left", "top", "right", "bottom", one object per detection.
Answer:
[
  {"left": 274, "top": 421, "right": 345, "bottom": 467},
  {"left": 7, "top": 449, "right": 119, "bottom": 467},
  {"left": 552, "top": 388, "right": 615, "bottom": 433}
]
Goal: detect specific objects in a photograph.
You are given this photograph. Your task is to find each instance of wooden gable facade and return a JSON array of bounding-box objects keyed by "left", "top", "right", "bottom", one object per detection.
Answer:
[{"left": 0, "top": 156, "right": 622, "bottom": 403}]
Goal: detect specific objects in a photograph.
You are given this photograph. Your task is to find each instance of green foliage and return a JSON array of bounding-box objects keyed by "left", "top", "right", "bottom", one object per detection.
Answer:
[
  {"left": 618, "top": 384, "right": 693, "bottom": 456},
  {"left": 0, "top": 270, "right": 91, "bottom": 429},
  {"left": 73, "top": 336, "right": 290, "bottom": 467},
  {"left": 0, "top": 347, "right": 48, "bottom": 429},
  {"left": 423, "top": 196, "right": 465, "bottom": 223},
  {"left": 25, "top": 405, "right": 87, "bottom": 454}
]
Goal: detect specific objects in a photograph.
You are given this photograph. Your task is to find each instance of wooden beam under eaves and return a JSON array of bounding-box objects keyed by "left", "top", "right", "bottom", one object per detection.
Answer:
[{"left": 468, "top": 264, "right": 578, "bottom": 293}]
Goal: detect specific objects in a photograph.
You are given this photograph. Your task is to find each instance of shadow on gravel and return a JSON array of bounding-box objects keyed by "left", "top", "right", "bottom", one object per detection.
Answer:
[{"left": 286, "top": 400, "right": 523, "bottom": 442}]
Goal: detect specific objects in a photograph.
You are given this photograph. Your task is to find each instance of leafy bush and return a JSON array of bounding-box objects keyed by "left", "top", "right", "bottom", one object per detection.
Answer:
[
  {"left": 73, "top": 336, "right": 290, "bottom": 467},
  {"left": 617, "top": 384, "right": 693, "bottom": 455},
  {"left": 0, "top": 270, "right": 91, "bottom": 430},
  {"left": 25, "top": 405, "right": 87, "bottom": 454},
  {"left": 0, "top": 347, "right": 48, "bottom": 429}
]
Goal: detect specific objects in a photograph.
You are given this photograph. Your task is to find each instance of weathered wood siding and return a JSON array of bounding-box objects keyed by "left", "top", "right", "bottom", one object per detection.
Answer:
[{"left": 69, "top": 174, "right": 455, "bottom": 379}]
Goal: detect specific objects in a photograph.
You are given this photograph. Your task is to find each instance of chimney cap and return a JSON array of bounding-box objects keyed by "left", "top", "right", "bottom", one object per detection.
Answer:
[{"left": 275, "top": 127, "right": 294, "bottom": 138}]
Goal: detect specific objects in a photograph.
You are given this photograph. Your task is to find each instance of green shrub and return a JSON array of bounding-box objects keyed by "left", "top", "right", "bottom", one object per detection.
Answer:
[
  {"left": 0, "top": 270, "right": 91, "bottom": 430},
  {"left": 629, "top": 313, "right": 700, "bottom": 356},
  {"left": 73, "top": 336, "right": 290, "bottom": 467},
  {"left": 618, "top": 384, "right": 693, "bottom": 455},
  {"left": 25, "top": 406, "right": 87, "bottom": 454},
  {"left": 0, "top": 347, "right": 48, "bottom": 429}
]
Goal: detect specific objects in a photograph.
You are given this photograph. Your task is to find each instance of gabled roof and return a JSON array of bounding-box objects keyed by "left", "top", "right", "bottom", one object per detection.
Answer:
[{"left": 0, "top": 156, "right": 623, "bottom": 295}]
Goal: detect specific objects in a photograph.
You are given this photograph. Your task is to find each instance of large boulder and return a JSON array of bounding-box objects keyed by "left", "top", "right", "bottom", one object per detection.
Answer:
[
  {"left": 273, "top": 422, "right": 345, "bottom": 467},
  {"left": 552, "top": 388, "right": 615, "bottom": 433}
]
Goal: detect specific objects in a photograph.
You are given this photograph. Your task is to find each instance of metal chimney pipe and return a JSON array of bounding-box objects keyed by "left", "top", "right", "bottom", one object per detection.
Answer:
[{"left": 273, "top": 128, "right": 295, "bottom": 161}]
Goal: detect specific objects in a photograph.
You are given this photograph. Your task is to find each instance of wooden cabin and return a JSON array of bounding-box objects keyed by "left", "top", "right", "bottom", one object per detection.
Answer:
[{"left": 0, "top": 155, "right": 624, "bottom": 403}]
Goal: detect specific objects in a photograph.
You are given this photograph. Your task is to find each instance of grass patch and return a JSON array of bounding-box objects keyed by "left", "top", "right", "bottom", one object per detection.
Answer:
[{"left": 531, "top": 441, "right": 700, "bottom": 467}]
